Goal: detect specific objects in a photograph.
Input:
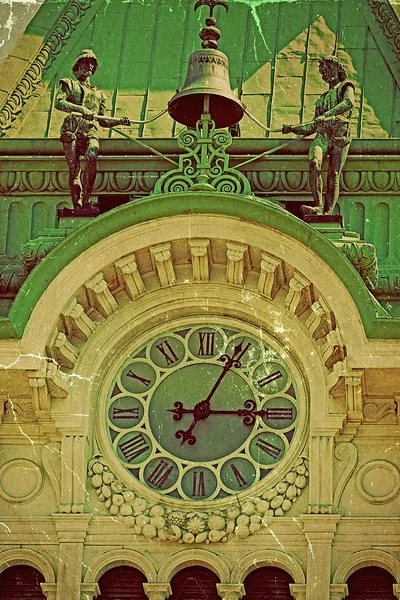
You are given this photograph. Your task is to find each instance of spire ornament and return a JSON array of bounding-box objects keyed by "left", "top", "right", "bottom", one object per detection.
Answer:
[{"left": 194, "top": 0, "right": 229, "bottom": 49}]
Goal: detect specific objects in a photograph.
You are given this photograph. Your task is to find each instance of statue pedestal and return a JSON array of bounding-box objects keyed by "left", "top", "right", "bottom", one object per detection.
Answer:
[{"left": 303, "top": 213, "right": 379, "bottom": 292}]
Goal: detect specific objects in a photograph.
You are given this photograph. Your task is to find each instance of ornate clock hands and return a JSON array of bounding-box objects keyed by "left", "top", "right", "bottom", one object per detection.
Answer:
[
  {"left": 169, "top": 399, "right": 275, "bottom": 428},
  {"left": 172, "top": 340, "right": 251, "bottom": 445}
]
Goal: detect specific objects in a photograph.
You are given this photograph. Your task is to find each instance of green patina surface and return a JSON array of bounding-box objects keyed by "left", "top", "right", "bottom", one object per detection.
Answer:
[
  {"left": 0, "top": 191, "right": 398, "bottom": 340},
  {"left": 1, "top": 0, "right": 399, "bottom": 138}
]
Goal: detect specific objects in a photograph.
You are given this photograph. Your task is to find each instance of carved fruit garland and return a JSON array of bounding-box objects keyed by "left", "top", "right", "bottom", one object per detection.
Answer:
[{"left": 88, "top": 454, "right": 309, "bottom": 543}]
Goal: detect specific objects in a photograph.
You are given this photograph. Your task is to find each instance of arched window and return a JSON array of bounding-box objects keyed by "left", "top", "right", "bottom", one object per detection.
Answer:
[
  {"left": 347, "top": 566, "right": 396, "bottom": 599},
  {"left": 0, "top": 565, "right": 45, "bottom": 599},
  {"left": 96, "top": 566, "right": 147, "bottom": 599},
  {"left": 243, "top": 567, "right": 294, "bottom": 599},
  {"left": 170, "top": 566, "right": 220, "bottom": 600}
]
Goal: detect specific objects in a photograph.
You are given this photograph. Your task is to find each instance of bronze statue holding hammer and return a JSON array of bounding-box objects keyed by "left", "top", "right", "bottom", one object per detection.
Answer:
[
  {"left": 282, "top": 55, "right": 355, "bottom": 217},
  {"left": 55, "top": 49, "right": 130, "bottom": 211}
]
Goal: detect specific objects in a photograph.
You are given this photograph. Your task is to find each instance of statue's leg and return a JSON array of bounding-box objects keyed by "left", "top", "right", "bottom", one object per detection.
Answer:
[
  {"left": 324, "top": 143, "right": 350, "bottom": 214},
  {"left": 62, "top": 139, "right": 81, "bottom": 210},
  {"left": 82, "top": 136, "right": 99, "bottom": 208},
  {"left": 301, "top": 137, "right": 326, "bottom": 216}
]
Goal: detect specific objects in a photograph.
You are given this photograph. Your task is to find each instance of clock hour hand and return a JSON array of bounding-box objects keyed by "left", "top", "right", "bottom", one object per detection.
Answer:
[
  {"left": 169, "top": 399, "right": 261, "bottom": 427},
  {"left": 171, "top": 341, "right": 250, "bottom": 446}
]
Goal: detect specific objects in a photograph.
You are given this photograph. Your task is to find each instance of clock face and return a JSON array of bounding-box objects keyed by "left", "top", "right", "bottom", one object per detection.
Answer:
[{"left": 104, "top": 323, "right": 301, "bottom": 502}]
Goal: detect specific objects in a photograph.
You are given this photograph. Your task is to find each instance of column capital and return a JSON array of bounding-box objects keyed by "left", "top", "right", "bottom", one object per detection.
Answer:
[
  {"left": 289, "top": 583, "right": 307, "bottom": 600},
  {"left": 393, "top": 583, "right": 400, "bottom": 599},
  {"left": 40, "top": 583, "right": 57, "bottom": 600},
  {"left": 80, "top": 583, "right": 100, "bottom": 600},
  {"left": 301, "top": 514, "right": 340, "bottom": 542},
  {"left": 52, "top": 513, "right": 91, "bottom": 543},
  {"left": 330, "top": 583, "right": 348, "bottom": 600},
  {"left": 143, "top": 582, "right": 172, "bottom": 600},
  {"left": 216, "top": 583, "right": 245, "bottom": 600}
]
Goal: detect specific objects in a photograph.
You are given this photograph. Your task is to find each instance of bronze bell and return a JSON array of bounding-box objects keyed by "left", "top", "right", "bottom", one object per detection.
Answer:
[
  {"left": 168, "top": 0, "right": 244, "bottom": 129},
  {"left": 169, "top": 49, "right": 243, "bottom": 128}
]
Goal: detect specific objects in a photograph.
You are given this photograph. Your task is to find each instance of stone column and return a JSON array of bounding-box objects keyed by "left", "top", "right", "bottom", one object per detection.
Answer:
[
  {"left": 330, "top": 583, "right": 348, "bottom": 600},
  {"left": 143, "top": 583, "right": 172, "bottom": 600},
  {"left": 301, "top": 515, "right": 340, "bottom": 600},
  {"left": 216, "top": 583, "right": 245, "bottom": 600},
  {"left": 53, "top": 514, "right": 91, "bottom": 600},
  {"left": 289, "top": 583, "right": 307, "bottom": 600}
]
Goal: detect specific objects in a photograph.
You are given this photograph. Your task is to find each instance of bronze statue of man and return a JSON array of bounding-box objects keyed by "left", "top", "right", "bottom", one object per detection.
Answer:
[
  {"left": 282, "top": 55, "right": 355, "bottom": 217},
  {"left": 55, "top": 49, "right": 129, "bottom": 211}
]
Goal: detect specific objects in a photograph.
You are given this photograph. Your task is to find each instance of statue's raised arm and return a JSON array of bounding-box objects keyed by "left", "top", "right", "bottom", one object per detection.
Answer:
[
  {"left": 282, "top": 55, "right": 355, "bottom": 217},
  {"left": 55, "top": 49, "right": 129, "bottom": 211}
]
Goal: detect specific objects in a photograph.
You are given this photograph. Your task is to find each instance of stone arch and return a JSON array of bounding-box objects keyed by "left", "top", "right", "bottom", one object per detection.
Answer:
[
  {"left": 9, "top": 191, "right": 381, "bottom": 349},
  {"left": 84, "top": 548, "right": 157, "bottom": 583},
  {"left": 333, "top": 549, "right": 400, "bottom": 584},
  {"left": 230, "top": 549, "right": 305, "bottom": 584},
  {"left": 157, "top": 549, "right": 230, "bottom": 583},
  {"left": 0, "top": 548, "right": 55, "bottom": 582}
]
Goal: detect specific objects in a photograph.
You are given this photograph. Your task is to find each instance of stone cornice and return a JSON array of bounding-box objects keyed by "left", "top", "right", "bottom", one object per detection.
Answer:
[
  {"left": 368, "top": 0, "right": 400, "bottom": 63},
  {"left": 0, "top": 0, "right": 92, "bottom": 137}
]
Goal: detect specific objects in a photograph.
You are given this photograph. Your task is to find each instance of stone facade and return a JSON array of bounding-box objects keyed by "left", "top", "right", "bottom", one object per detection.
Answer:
[{"left": 0, "top": 1, "right": 399, "bottom": 599}]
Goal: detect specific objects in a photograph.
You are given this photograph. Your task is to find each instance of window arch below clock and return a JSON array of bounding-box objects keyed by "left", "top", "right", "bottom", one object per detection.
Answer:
[
  {"left": 0, "top": 565, "right": 46, "bottom": 600},
  {"left": 170, "top": 566, "right": 220, "bottom": 600},
  {"left": 96, "top": 566, "right": 148, "bottom": 600},
  {"left": 242, "top": 567, "right": 295, "bottom": 600},
  {"left": 346, "top": 566, "right": 396, "bottom": 599}
]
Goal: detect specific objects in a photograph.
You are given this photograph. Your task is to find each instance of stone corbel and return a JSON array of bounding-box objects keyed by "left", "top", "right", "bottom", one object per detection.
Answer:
[
  {"left": 322, "top": 330, "right": 347, "bottom": 371},
  {"left": 45, "top": 362, "right": 69, "bottom": 399},
  {"left": 330, "top": 583, "right": 348, "bottom": 600},
  {"left": 289, "top": 583, "right": 307, "bottom": 600},
  {"left": 143, "top": 583, "right": 172, "bottom": 600},
  {"left": 343, "top": 371, "right": 364, "bottom": 436},
  {"left": 85, "top": 272, "right": 118, "bottom": 318},
  {"left": 226, "top": 243, "right": 248, "bottom": 286},
  {"left": 40, "top": 583, "right": 57, "bottom": 600},
  {"left": 258, "top": 253, "right": 285, "bottom": 299},
  {"left": 61, "top": 297, "right": 95, "bottom": 341},
  {"left": 305, "top": 299, "right": 334, "bottom": 340},
  {"left": 188, "top": 238, "right": 211, "bottom": 282},
  {"left": 150, "top": 243, "right": 176, "bottom": 287},
  {"left": 285, "top": 273, "right": 313, "bottom": 316},
  {"left": 28, "top": 370, "right": 51, "bottom": 421},
  {"left": 80, "top": 583, "right": 100, "bottom": 600},
  {"left": 216, "top": 583, "right": 245, "bottom": 600},
  {"left": 115, "top": 253, "right": 145, "bottom": 298},
  {"left": 47, "top": 330, "right": 79, "bottom": 369}
]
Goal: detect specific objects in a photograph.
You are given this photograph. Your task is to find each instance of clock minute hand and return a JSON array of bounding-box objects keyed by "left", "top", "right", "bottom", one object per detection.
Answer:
[{"left": 203, "top": 339, "right": 249, "bottom": 406}]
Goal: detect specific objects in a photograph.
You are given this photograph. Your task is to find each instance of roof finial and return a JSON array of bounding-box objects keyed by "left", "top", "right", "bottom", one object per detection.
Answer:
[{"left": 194, "top": 0, "right": 229, "bottom": 49}]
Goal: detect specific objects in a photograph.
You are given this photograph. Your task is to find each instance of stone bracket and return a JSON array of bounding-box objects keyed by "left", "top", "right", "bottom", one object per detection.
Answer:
[
  {"left": 47, "top": 330, "right": 79, "bottom": 369},
  {"left": 85, "top": 272, "right": 118, "bottom": 318},
  {"left": 61, "top": 297, "right": 95, "bottom": 341},
  {"left": 285, "top": 273, "right": 313, "bottom": 316},
  {"left": 258, "top": 252, "right": 285, "bottom": 299},
  {"left": 226, "top": 242, "right": 248, "bottom": 286},
  {"left": 188, "top": 238, "right": 211, "bottom": 282},
  {"left": 150, "top": 243, "right": 176, "bottom": 287},
  {"left": 115, "top": 253, "right": 145, "bottom": 298}
]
